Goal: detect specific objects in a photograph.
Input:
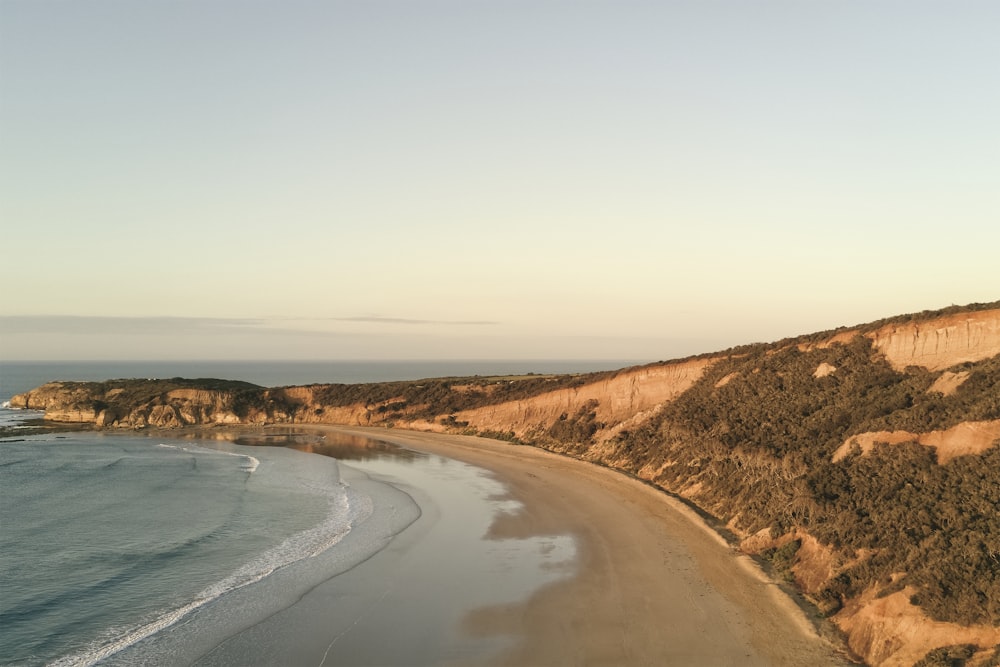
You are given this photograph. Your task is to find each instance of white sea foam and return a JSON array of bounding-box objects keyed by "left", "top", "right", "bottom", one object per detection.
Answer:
[
  {"left": 50, "top": 599, "right": 207, "bottom": 667},
  {"left": 156, "top": 443, "right": 259, "bottom": 474},
  {"left": 0, "top": 403, "right": 42, "bottom": 429},
  {"left": 241, "top": 455, "right": 260, "bottom": 473},
  {"left": 51, "top": 449, "right": 359, "bottom": 667},
  {"left": 196, "top": 447, "right": 260, "bottom": 475}
]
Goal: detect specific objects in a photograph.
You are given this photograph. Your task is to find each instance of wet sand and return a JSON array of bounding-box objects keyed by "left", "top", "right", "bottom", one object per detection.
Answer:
[
  {"left": 317, "top": 426, "right": 853, "bottom": 666},
  {"left": 181, "top": 426, "right": 578, "bottom": 667}
]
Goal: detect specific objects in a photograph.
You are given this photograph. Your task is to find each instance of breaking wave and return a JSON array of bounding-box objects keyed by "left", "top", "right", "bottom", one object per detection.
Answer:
[{"left": 50, "top": 447, "right": 358, "bottom": 667}]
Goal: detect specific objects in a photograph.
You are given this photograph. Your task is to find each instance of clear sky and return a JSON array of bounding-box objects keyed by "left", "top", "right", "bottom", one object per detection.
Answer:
[{"left": 1, "top": 0, "right": 997, "bottom": 361}]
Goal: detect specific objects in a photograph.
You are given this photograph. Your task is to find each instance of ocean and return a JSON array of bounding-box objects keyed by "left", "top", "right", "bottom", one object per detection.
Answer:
[{"left": 0, "top": 360, "right": 608, "bottom": 666}]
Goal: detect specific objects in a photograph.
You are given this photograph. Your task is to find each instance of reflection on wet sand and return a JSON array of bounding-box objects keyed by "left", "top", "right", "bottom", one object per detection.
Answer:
[
  {"left": 230, "top": 426, "right": 426, "bottom": 462},
  {"left": 160, "top": 425, "right": 425, "bottom": 462}
]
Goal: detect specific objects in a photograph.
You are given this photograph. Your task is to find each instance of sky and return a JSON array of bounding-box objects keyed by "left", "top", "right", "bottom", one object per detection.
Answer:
[{"left": 1, "top": 0, "right": 997, "bottom": 361}]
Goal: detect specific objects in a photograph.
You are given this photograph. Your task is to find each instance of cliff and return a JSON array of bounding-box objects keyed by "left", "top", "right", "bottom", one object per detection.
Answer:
[
  {"left": 451, "top": 358, "right": 713, "bottom": 443},
  {"left": 868, "top": 310, "right": 1000, "bottom": 372},
  {"left": 10, "top": 378, "right": 262, "bottom": 428},
  {"left": 10, "top": 301, "right": 1000, "bottom": 667}
]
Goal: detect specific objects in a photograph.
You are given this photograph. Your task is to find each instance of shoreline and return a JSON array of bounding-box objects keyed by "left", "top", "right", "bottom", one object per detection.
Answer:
[
  {"left": 158, "top": 426, "right": 583, "bottom": 666},
  {"left": 13, "top": 421, "right": 856, "bottom": 665},
  {"left": 303, "top": 425, "right": 855, "bottom": 666}
]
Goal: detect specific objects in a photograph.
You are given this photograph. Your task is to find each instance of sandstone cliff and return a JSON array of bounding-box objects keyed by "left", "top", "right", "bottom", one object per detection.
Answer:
[
  {"left": 452, "top": 358, "right": 713, "bottom": 443},
  {"left": 868, "top": 310, "right": 1000, "bottom": 372},
  {"left": 10, "top": 379, "right": 260, "bottom": 428}
]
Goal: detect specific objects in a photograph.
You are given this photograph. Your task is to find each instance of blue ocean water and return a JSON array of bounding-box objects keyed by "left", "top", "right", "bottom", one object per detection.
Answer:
[{"left": 0, "top": 360, "right": 602, "bottom": 665}]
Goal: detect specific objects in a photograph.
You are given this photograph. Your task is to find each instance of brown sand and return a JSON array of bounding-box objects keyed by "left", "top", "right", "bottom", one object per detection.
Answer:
[{"left": 321, "top": 426, "right": 853, "bottom": 666}]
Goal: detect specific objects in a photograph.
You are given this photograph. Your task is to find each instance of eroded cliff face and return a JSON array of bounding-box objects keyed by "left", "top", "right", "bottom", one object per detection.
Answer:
[
  {"left": 11, "top": 381, "right": 255, "bottom": 428},
  {"left": 268, "top": 386, "right": 408, "bottom": 428},
  {"left": 868, "top": 310, "right": 1000, "bottom": 372},
  {"left": 835, "top": 588, "right": 1000, "bottom": 667},
  {"left": 452, "top": 358, "right": 714, "bottom": 442},
  {"left": 833, "top": 420, "right": 1000, "bottom": 464},
  {"left": 797, "top": 309, "right": 1000, "bottom": 372},
  {"left": 11, "top": 382, "right": 88, "bottom": 412}
]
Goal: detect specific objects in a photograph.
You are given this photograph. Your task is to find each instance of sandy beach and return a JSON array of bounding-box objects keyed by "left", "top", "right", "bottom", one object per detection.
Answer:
[
  {"left": 298, "top": 426, "right": 854, "bottom": 666},
  {"left": 5, "top": 420, "right": 856, "bottom": 666}
]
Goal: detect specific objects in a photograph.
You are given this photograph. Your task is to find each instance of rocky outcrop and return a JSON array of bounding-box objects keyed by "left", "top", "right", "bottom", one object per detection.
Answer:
[
  {"left": 740, "top": 529, "right": 841, "bottom": 597},
  {"left": 926, "top": 370, "right": 971, "bottom": 396},
  {"left": 813, "top": 362, "right": 837, "bottom": 378},
  {"left": 10, "top": 380, "right": 252, "bottom": 428},
  {"left": 11, "top": 382, "right": 89, "bottom": 412},
  {"left": 835, "top": 587, "right": 1000, "bottom": 667}
]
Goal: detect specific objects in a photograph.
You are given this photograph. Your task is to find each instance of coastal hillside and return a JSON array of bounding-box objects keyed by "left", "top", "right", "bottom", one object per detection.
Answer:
[{"left": 11, "top": 302, "right": 1000, "bottom": 667}]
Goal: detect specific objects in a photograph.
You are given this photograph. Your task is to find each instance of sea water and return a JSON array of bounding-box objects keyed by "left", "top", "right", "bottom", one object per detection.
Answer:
[{"left": 0, "top": 433, "right": 411, "bottom": 666}]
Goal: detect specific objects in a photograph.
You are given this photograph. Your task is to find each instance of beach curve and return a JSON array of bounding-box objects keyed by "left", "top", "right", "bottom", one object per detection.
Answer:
[{"left": 315, "top": 425, "right": 854, "bottom": 666}]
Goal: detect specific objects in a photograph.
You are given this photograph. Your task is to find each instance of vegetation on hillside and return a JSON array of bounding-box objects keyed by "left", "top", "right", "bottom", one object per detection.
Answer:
[
  {"left": 286, "top": 371, "right": 614, "bottom": 421},
  {"left": 584, "top": 334, "right": 1000, "bottom": 626}
]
